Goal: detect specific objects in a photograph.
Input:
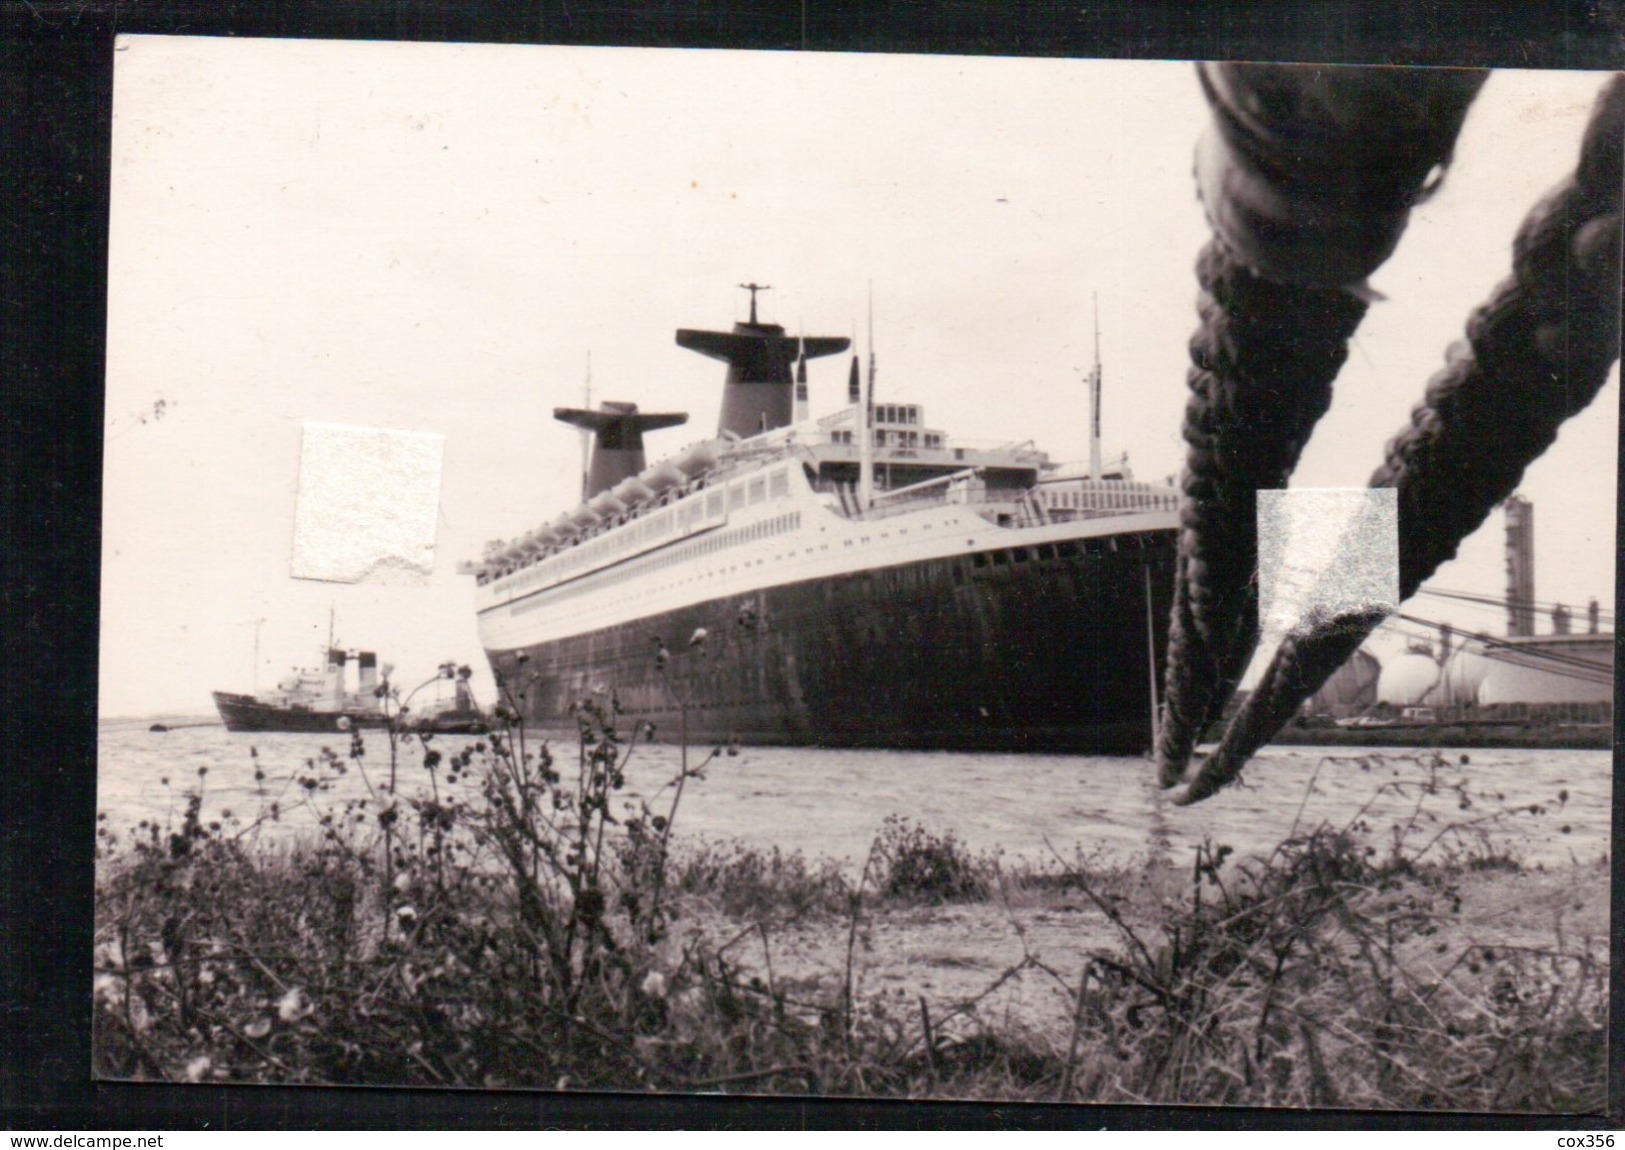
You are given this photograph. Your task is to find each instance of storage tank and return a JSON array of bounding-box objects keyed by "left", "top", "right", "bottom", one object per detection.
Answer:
[
  {"left": 1435, "top": 643, "right": 1497, "bottom": 706},
  {"left": 1376, "top": 647, "right": 1443, "bottom": 707}
]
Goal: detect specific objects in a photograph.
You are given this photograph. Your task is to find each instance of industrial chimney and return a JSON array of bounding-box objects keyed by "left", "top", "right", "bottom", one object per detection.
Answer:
[{"left": 1504, "top": 495, "right": 1534, "bottom": 637}]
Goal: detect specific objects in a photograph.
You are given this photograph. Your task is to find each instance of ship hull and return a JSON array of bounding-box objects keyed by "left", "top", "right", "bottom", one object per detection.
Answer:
[
  {"left": 211, "top": 691, "right": 391, "bottom": 734},
  {"left": 487, "top": 529, "right": 1175, "bottom": 755}
]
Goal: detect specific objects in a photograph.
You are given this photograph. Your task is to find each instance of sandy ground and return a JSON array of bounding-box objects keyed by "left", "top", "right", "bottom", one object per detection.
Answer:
[{"left": 670, "top": 857, "right": 1611, "bottom": 1049}]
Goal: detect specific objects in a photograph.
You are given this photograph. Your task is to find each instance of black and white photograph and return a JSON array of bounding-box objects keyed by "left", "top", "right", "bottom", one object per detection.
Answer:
[{"left": 93, "top": 37, "right": 1616, "bottom": 1112}]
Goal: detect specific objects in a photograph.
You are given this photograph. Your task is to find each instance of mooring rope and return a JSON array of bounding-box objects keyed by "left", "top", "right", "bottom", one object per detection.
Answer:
[
  {"left": 1155, "top": 64, "right": 1487, "bottom": 789},
  {"left": 1173, "top": 75, "right": 1624, "bottom": 806},
  {"left": 1154, "top": 242, "right": 1366, "bottom": 784}
]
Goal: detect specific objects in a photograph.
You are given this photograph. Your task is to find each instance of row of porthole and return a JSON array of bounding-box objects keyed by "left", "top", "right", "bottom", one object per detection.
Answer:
[
  {"left": 970, "top": 536, "right": 1129, "bottom": 568},
  {"left": 979, "top": 532, "right": 1169, "bottom": 569},
  {"left": 506, "top": 513, "right": 1006, "bottom": 622}
]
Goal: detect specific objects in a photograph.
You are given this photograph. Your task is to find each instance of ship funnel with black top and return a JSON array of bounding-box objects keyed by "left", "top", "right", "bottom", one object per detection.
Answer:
[
  {"left": 553, "top": 401, "right": 689, "bottom": 498},
  {"left": 676, "top": 283, "right": 849, "bottom": 438}
]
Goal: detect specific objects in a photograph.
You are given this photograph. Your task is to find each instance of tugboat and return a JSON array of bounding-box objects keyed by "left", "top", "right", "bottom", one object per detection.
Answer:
[
  {"left": 402, "top": 663, "right": 489, "bottom": 735},
  {"left": 212, "top": 625, "right": 390, "bottom": 733}
]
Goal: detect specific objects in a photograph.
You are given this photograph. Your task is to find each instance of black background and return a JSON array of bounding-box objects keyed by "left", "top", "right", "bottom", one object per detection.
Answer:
[{"left": 4, "top": 0, "right": 1623, "bottom": 1130}]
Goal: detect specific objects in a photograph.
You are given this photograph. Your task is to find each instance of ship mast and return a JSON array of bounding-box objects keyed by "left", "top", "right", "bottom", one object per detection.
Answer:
[
  {"left": 794, "top": 321, "right": 809, "bottom": 424},
  {"left": 1089, "top": 294, "right": 1103, "bottom": 482},
  {"left": 1144, "top": 564, "right": 1160, "bottom": 752},
  {"left": 858, "top": 282, "right": 876, "bottom": 512},
  {"left": 579, "top": 352, "right": 593, "bottom": 502},
  {"left": 326, "top": 607, "right": 340, "bottom": 709}
]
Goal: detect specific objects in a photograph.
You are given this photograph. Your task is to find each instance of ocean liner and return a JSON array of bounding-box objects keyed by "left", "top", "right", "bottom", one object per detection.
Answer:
[{"left": 468, "top": 287, "right": 1181, "bottom": 754}]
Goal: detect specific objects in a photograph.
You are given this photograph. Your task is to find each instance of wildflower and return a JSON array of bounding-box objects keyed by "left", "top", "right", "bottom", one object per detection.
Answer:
[
  {"left": 127, "top": 995, "right": 152, "bottom": 1034},
  {"left": 185, "top": 1055, "right": 212, "bottom": 1083},
  {"left": 397, "top": 905, "right": 418, "bottom": 929},
  {"left": 243, "top": 1018, "right": 272, "bottom": 1039},
  {"left": 276, "top": 987, "right": 309, "bottom": 1023},
  {"left": 640, "top": 971, "right": 668, "bottom": 999},
  {"left": 92, "top": 974, "right": 123, "bottom": 1009},
  {"left": 689, "top": 627, "right": 708, "bottom": 647}
]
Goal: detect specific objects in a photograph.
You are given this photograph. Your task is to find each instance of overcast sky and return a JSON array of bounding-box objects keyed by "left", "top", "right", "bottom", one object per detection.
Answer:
[{"left": 100, "top": 38, "right": 1618, "bottom": 718}]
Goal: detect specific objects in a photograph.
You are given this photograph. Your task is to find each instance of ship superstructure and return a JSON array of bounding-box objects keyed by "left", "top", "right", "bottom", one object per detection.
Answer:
[
  {"left": 469, "top": 288, "right": 1180, "bottom": 753},
  {"left": 213, "top": 645, "right": 389, "bottom": 733}
]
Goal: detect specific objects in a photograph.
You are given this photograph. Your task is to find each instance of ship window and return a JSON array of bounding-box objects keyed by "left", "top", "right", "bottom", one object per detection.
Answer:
[
  {"left": 770, "top": 470, "right": 789, "bottom": 498},
  {"left": 729, "top": 485, "right": 745, "bottom": 510},
  {"left": 991, "top": 550, "right": 1009, "bottom": 565},
  {"left": 749, "top": 478, "right": 766, "bottom": 504},
  {"left": 1012, "top": 548, "right": 1030, "bottom": 563},
  {"left": 1038, "top": 544, "right": 1056, "bottom": 560},
  {"left": 707, "top": 492, "right": 723, "bottom": 517}
]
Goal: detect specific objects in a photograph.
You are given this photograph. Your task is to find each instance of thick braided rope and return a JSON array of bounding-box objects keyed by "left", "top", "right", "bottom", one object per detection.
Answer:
[
  {"left": 1154, "top": 245, "right": 1366, "bottom": 785},
  {"left": 1176, "top": 75, "right": 1624, "bottom": 806},
  {"left": 1156, "top": 65, "right": 1484, "bottom": 789}
]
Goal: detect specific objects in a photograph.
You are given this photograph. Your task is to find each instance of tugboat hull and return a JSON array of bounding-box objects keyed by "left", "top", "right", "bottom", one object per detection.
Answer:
[{"left": 211, "top": 691, "right": 390, "bottom": 734}]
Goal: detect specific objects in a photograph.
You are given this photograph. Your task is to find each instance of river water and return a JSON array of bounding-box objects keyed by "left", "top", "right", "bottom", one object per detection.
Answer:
[{"left": 97, "top": 716, "right": 1610, "bottom": 874}]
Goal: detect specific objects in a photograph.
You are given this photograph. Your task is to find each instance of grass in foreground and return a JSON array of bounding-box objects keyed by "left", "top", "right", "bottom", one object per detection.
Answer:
[{"left": 93, "top": 694, "right": 1607, "bottom": 1112}]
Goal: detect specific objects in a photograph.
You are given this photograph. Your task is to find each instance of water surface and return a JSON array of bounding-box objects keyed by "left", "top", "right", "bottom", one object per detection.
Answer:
[{"left": 98, "top": 717, "right": 1610, "bottom": 873}]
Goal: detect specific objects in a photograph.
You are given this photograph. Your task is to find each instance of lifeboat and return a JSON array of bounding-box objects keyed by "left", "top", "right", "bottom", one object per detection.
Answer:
[
  {"left": 675, "top": 440, "right": 721, "bottom": 477},
  {"left": 612, "top": 477, "right": 656, "bottom": 506},
  {"left": 589, "top": 490, "right": 626, "bottom": 518},
  {"left": 570, "top": 504, "right": 602, "bottom": 528},
  {"left": 640, "top": 459, "right": 686, "bottom": 492}
]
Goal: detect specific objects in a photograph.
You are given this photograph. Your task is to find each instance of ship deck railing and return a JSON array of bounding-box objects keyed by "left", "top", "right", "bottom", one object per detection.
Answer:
[{"left": 815, "top": 477, "right": 1177, "bottom": 526}]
